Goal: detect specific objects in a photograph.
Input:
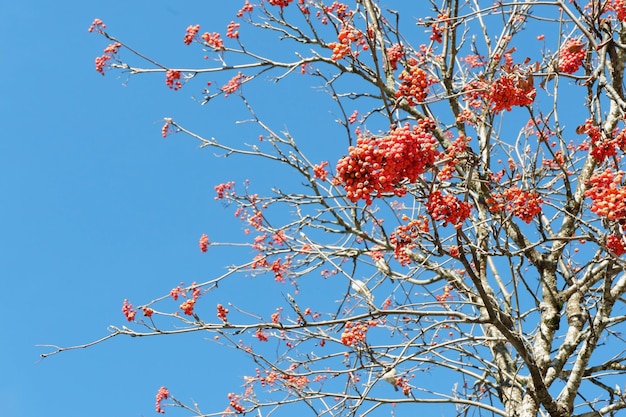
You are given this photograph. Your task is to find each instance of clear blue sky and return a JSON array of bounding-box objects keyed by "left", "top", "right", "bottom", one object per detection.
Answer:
[
  {"left": 2, "top": 2, "right": 378, "bottom": 416},
  {"left": 1, "top": 2, "right": 285, "bottom": 416}
]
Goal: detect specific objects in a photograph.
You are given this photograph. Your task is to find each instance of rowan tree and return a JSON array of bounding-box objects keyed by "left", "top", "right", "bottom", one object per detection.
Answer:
[{"left": 43, "top": 1, "right": 626, "bottom": 416}]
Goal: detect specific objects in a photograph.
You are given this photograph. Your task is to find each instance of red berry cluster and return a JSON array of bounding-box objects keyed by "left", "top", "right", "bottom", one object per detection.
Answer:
[
  {"left": 615, "top": 0, "right": 626, "bottom": 21},
  {"left": 161, "top": 121, "right": 173, "bottom": 138},
  {"left": 486, "top": 187, "right": 543, "bottom": 223},
  {"left": 558, "top": 39, "right": 586, "bottom": 74},
  {"left": 463, "top": 54, "right": 486, "bottom": 69},
  {"left": 88, "top": 18, "right": 106, "bottom": 33},
  {"left": 334, "top": 120, "right": 439, "bottom": 205},
  {"left": 386, "top": 43, "right": 404, "bottom": 70},
  {"left": 268, "top": 0, "right": 293, "bottom": 7},
  {"left": 389, "top": 216, "right": 429, "bottom": 266},
  {"left": 155, "top": 387, "right": 169, "bottom": 414},
  {"left": 251, "top": 253, "right": 269, "bottom": 269},
  {"left": 437, "top": 135, "right": 470, "bottom": 181},
  {"left": 201, "top": 32, "right": 224, "bottom": 50},
  {"left": 585, "top": 169, "right": 626, "bottom": 221},
  {"left": 94, "top": 42, "right": 122, "bottom": 75},
  {"left": 165, "top": 70, "right": 182, "bottom": 90},
  {"left": 425, "top": 190, "right": 472, "bottom": 228},
  {"left": 214, "top": 181, "right": 235, "bottom": 199},
  {"left": 324, "top": 1, "right": 353, "bottom": 21},
  {"left": 396, "top": 376, "right": 412, "bottom": 396},
  {"left": 183, "top": 24, "right": 200, "bottom": 45},
  {"left": 280, "top": 364, "right": 311, "bottom": 389},
  {"left": 221, "top": 72, "right": 247, "bottom": 97},
  {"left": 430, "top": 13, "right": 448, "bottom": 43},
  {"left": 171, "top": 283, "right": 202, "bottom": 315},
  {"left": 489, "top": 73, "right": 536, "bottom": 113},
  {"left": 227, "top": 393, "right": 246, "bottom": 414},
  {"left": 270, "top": 257, "right": 291, "bottom": 283},
  {"left": 199, "top": 233, "right": 209, "bottom": 252},
  {"left": 217, "top": 303, "right": 230, "bottom": 322},
  {"left": 226, "top": 21, "right": 240, "bottom": 39},
  {"left": 395, "top": 58, "right": 438, "bottom": 105},
  {"left": 462, "top": 79, "right": 489, "bottom": 109},
  {"left": 606, "top": 234, "right": 626, "bottom": 256},
  {"left": 122, "top": 299, "right": 136, "bottom": 322},
  {"left": 255, "top": 328, "right": 269, "bottom": 342},
  {"left": 237, "top": 0, "right": 254, "bottom": 17},
  {"left": 581, "top": 119, "right": 626, "bottom": 162},
  {"left": 313, "top": 161, "right": 329, "bottom": 181}
]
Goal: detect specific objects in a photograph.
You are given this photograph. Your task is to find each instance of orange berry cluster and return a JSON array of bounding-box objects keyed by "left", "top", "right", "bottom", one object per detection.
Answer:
[
  {"left": 395, "top": 58, "right": 438, "bottom": 105},
  {"left": 179, "top": 299, "right": 196, "bottom": 315},
  {"left": 436, "top": 285, "right": 454, "bottom": 303},
  {"left": 328, "top": 27, "right": 368, "bottom": 60},
  {"left": 487, "top": 187, "right": 543, "bottom": 223},
  {"left": 463, "top": 54, "right": 485, "bottom": 69},
  {"left": 341, "top": 321, "right": 371, "bottom": 346},
  {"left": 586, "top": 169, "right": 626, "bottom": 221},
  {"left": 425, "top": 190, "right": 472, "bottom": 228},
  {"left": 558, "top": 39, "right": 586, "bottom": 74},
  {"left": 334, "top": 120, "right": 439, "bottom": 205}
]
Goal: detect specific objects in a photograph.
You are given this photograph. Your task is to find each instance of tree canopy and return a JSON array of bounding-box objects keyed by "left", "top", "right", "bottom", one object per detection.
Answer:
[{"left": 44, "top": 1, "right": 626, "bottom": 416}]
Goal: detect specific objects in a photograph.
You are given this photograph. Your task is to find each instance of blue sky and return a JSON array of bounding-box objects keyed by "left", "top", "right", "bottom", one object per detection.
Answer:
[
  {"left": 1, "top": 2, "right": 275, "bottom": 416},
  {"left": 2, "top": 1, "right": 376, "bottom": 416}
]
